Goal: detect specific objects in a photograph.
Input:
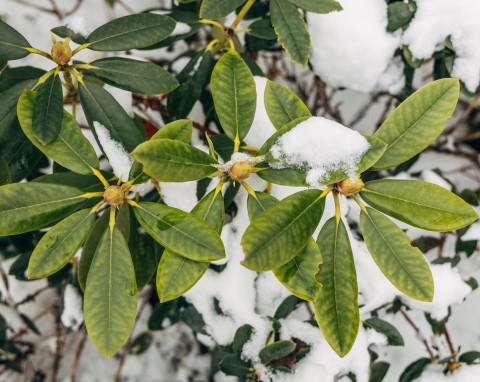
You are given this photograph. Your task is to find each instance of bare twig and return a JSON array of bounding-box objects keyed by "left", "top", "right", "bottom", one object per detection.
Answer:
[
  {"left": 400, "top": 308, "right": 435, "bottom": 359},
  {"left": 70, "top": 330, "right": 88, "bottom": 382}
]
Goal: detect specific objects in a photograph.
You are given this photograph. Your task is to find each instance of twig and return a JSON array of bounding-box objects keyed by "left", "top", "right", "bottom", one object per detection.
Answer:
[
  {"left": 14, "top": 285, "right": 50, "bottom": 308},
  {"left": 70, "top": 330, "right": 88, "bottom": 382},
  {"left": 400, "top": 308, "right": 435, "bottom": 359},
  {"left": 444, "top": 326, "right": 456, "bottom": 356},
  {"left": 51, "top": 307, "right": 66, "bottom": 382}
]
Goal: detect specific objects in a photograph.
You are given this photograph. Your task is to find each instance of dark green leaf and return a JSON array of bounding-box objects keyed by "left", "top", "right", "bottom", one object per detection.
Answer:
[
  {"left": 200, "top": 0, "right": 246, "bottom": 19},
  {"left": 233, "top": 324, "right": 254, "bottom": 354},
  {"left": 259, "top": 341, "right": 296, "bottom": 364},
  {"left": 128, "top": 332, "right": 153, "bottom": 355},
  {"left": 219, "top": 354, "right": 252, "bottom": 377},
  {"left": 291, "top": 0, "right": 342, "bottom": 13},
  {"left": 387, "top": 2, "right": 414, "bottom": 32},
  {"left": 0, "top": 66, "right": 44, "bottom": 92},
  {"left": 51, "top": 25, "right": 87, "bottom": 44},
  {"left": 274, "top": 295, "right": 302, "bottom": 319},
  {"left": 399, "top": 358, "right": 430, "bottom": 382},
  {"left": 248, "top": 19, "right": 277, "bottom": 40},
  {"left": 79, "top": 79, "right": 144, "bottom": 153},
  {"left": 87, "top": 14, "right": 176, "bottom": 51},
  {"left": 364, "top": 317, "right": 404, "bottom": 346},
  {"left": 0, "top": 20, "right": 31, "bottom": 61},
  {"left": 32, "top": 73, "right": 63, "bottom": 144},
  {"left": 85, "top": 57, "right": 178, "bottom": 94},
  {"left": 370, "top": 362, "right": 390, "bottom": 382},
  {"left": 459, "top": 351, "right": 480, "bottom": 364}
]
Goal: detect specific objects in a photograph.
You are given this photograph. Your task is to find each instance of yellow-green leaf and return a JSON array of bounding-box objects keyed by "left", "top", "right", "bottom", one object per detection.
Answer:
[
  {"left": 361, "top": 179, "right": 478, "bottom": 231},
  {"left": 373, "top": 79, "right": 460, "bottom": 170},
  {"left": 28, "top": 209, "right": 95, "bottom": 279},
  {"left": 314, "top": 217, "right": 359, "bottom": 357},
  {"left": 360, "top": 207, "right": 434, "bottom": 301},
  {"left": 84, "top": 226, "right": 137, "bottom": 357}
]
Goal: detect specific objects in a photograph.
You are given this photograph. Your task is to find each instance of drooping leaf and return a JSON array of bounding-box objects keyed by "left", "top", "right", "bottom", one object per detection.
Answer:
[
  {"left": 0, "top": 20, "right": 31, "bottom": 61},
  {"left": 291, "top": 0, "right": 342, "bottom": 13},
  {"left": 247, "top": 192, "right": 322, "bottom": 301},
  {"left": 50, "top": 25, "right": 87, "bottom": 45},
  {"left": 131, "top": 138, "right": 218, "bottom": 182},
  {"left": 28, "top": 209, "right": 95, "bottom": 279},
  {"left": 79, "top": 79, "right": 144, "bottom": 153},
  {"left": 84, "top": 226, "right": 137, "bottom": 357},
  {"left": 242, "top": 189, "right": 325, "bottom": 271},
  {"left": 264, "top": 80, "right": 311, "bottom": 130},
  {"left": 360, "top": 207, "right": 434, "bottom": 301},
  {"left": 270, "top": 0, "right": 311, "bottom": 66},
  {"left": 31, "top": 72, "right": 63, "bottom": 144},
  {"left": 157, "top": 190, "right": 224, "bottom": 302},
  {"left": 373, "top": 79, "right": 460, "bottom": 170},
  {"left": 259, "top": 341, "right": 296, "bottom": 364},
  {"left": 364, "top": 317, "right": 404, "bottom": 346},
  {"left": 211, "top": 51, "right": 256, "bottom": 141},
  {"left": 151, "top": 119, "right": 192, "bottom": 143},
  {"left": 361, "top": 179, "right": 478, "bottom": 231},
  {"left": 87, "top": 13, "right": 176, "bottom": 51},
  {"left": 84, "top": 57, "right": 179, "bottom": 94},
  {"left": 199, "top": 0, "right": 246, "bottom": 19},
  {"left": 17, "top": 90, "right": 99, "bottom": 175},
  {"left": 314, "top": 217, "right": 359, "bottom": 357},
  {"left": 0, "top": 183, "right": 86, "bottom": 235},
  {"left": 133, "top": 201, "right": 225, "bottom": 262}
]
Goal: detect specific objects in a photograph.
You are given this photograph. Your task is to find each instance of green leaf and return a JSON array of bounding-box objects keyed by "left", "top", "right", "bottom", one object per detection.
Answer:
[
  {"left": 168, "top": 51, "right": 213, "bottom": 119},
  {"left": 78, "top": 210, "right": 110, "bottom": 291},
  {"left": 360, "top": 207, "right": 434, "bottom": 301},
  {"left": 370, "top": 362, "right": 390, "bottom": 382},
  {"left": 291, "top": 0, "right": 342, "bottom": 13},
  {"left": 211, "top": 51, "right": 256, "bottom": 141},
  {"left": 156, "top": 190, "right": 224, "bottom": 302},
  {"left": 274, "top": 295, "right": 302, "bottom": 319},
  {"left": 0, "top": 156, "right": 11, "bottom": 185},
  {"left": 33, "top": 171, "right": 111, "bottom": 193},
  {"left": 373, "top": 79, "right": 460, "bottom": 170},
  {"left": 200, "top": 0, "right": 246, "bottom": 19},
  {"left": 314, "top": 217, "right": 359, "bottom": 357},
  {"left": 150, "top": 119, "right": 192, "bottom": 143},
  {"left": 361, "top": 179, "right": 478, "bottom": 231},
  {"left": 357, "top": 135, "right": 388, "bottom": 174},
  {"left": 0, "top": 66, "right": 44, "bottom": 92},
  {"left": 85, "top": 57, "right": 178, "bottom": 94},
  {"left": 248, "top": 19, "right": 277, "bottom": 40},
  {"left": 232, "top": 324, "right": 254, "bottom": 354},
  {"left": 17, "top": 90, "right": 99, "bottom": 175},
  {"left": 84, "top": 226, "right": 137, "bottom": 358},
  {"left": 247, "top": 192, "right": 322, "bottom": 301},
  {"left": 51, "top": 25, "right": 87, "bottom": 45},
  {"left": 364, "top": 317, "right": 404, "bottom": 346},
  {"left": 459, "top": 351, "right": 480, "bottom": 364},
  {"left": 0, "top": 183, "right": 86, "bottom": 235},
  {"left": 242, "top": 189, "right": 325, "bottom": 271},
  {"left": 219, "top": 354, "right": 252, "bottom": 377},
  {"left": 131, "top": 139, "right": 217, "bottom": 182},
  {"left": 0, "top": 20, "right": 31, "bottom": 61},
  {"left": 79, "top": 79, "right": 144, "bottom": 153},
  {"left": 399, "top": 358, "right": 430, "bottom": 382},
  {"left": 32, "top": 73, "right": 63, "bottom": 144},
  {"left": 28, "top": 209, "right": 95, "bottom": 279},
  {"left": 387, "top": 2, "right": 414, "bottom": 32},
  {"left": 133, "top": 201, "right": 225, "bottom": 262},
  {"left": 264, "top": 80, "right": 311, "bottom": 130},
  {"left": 87, "top": 13, "right": 176, "bottom": 51},
  {"left": 270, "top": 0, "right": 311, "bottom": 66},
  {"left": 259, "top": 341, "right": 296, "bottom": 364}
]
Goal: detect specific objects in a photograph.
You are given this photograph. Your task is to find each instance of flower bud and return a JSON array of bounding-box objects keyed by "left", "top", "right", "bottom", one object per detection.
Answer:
[
  {"left": 337, "top": 176, "right": 364, "bottom": 196},
  {"left": 51, "top": 41, "right": 72, "bottom": 66},
  {"left": 228, "top": 161, "right": 251, "bottom": 181},
  {"left": 104, "top": 186, "right": 125, "bottom": 207}
]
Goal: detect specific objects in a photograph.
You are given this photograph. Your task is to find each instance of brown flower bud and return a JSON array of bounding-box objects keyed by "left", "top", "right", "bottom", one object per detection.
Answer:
[
  {"left": 337, "top": 176, "right": 364, "bottom": 196},
  {"left": 228, "top": 161, "right": 252, "bottom": 181},
  {"left": 51, "top": 41, "right": 72, "bottom": 66},
  {"left": 104, "top": 186, "right": 125, "bottom": 207}
]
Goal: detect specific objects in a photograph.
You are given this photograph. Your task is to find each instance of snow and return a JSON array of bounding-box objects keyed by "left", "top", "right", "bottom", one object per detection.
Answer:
[
  {"left": 307, "top": 0, "right": 401, "bottom": 93},
  {"left": 269, "top": 117, "right": 370, "bottom": 187},
  {"left": 419, "top": 364, "right": 480, "bottom": 381},
  {"left": 402, "top": 264, "right": 472, "bottom": 320},
  {"left": 243, "top": 76, "right": 277, "bottom": 148},
  {"left": 403, "top": 0, "right": 480, "bottom": 92},
  {"left": 67, "top": 16, "right": 90, "bottom": 37},
  {"left": 61, "top": 284, "right": 84, "bottom": 331},
  {"left": 462, "top": 220, "right": 480, "bottom": 241},
  {"left": 420, "top": 170, "right": 452, "bottom": 190},
  {"left": 93, "top": 121, "right": 134, "bottom": 181}
]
